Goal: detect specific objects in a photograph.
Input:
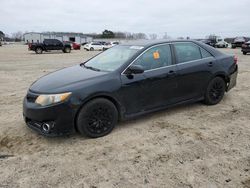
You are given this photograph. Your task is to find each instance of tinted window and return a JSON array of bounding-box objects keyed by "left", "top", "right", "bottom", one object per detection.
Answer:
[
  {"left": 133, "top": 44, "right": 172, "bottom": 71},
  {"left": 174, "top": 42, "right": 201, "bottom": 63},
  {"left": 200, "top": 48, "right": 212, "bottom": 58},
  {"left": 54, "top": 39, "right": 62, "bottom": 45},
  {"left": 92, "top": 42, "right": 101, "bottom": 45},
  {"left": 84, "top": 45, "right": 140, "bottom": 72},
  {"left": 44, "top": 39, "right": 53, "bottom": 45}
]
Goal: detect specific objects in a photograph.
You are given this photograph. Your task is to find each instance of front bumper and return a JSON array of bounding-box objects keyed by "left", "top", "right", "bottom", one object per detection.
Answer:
[{"left": 23, "top": 91, "right": 76, "bottom": 136}]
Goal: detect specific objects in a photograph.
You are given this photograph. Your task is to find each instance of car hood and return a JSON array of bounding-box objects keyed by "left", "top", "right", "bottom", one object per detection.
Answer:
[{"left": 30, "top": 65, "right": 108, "bottom": 93}]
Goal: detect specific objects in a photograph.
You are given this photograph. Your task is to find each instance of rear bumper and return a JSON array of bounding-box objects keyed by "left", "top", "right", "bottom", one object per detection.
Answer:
[
  {"left": 227, "top": 65, "right": 238, "bottom": 91},
  {"left": 23, "top": 91, "right": 76, "bottom": 136}
]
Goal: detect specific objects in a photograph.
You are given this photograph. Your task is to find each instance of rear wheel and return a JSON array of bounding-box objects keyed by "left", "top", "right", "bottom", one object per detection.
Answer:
[
  {"left": 90, "top": 47, "right": 94, "bottom": 51},
  {"left": 204, "top": 77, "right": 226, "bottom": 105},
  {"left": 243, "top": 52, "right": 247, "bottom": 55},
  {"left": 35, "top": 47, "right": 43, "bottom": 54},
  {"left": 77, "top": 98, "right": 118, "bottom": 138},
  {"left": 63, "top": 47, "right": 71, "bottom": 53}
]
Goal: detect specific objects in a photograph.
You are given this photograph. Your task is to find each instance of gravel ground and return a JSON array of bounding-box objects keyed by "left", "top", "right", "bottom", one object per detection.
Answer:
[{"left": 0, "top": 44, "right": 249, "bottom": 188}]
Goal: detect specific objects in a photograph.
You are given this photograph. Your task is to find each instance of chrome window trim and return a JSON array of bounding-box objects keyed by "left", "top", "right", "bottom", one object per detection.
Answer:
[
  {"left": 121, "top": 41, "right": 214, "bottom": 75},
  {"left": 121, "top": 43, "right": 172, "bottom": 75},
  {"left": 172, "top": 41, "right": 214, "bottom": 62}
]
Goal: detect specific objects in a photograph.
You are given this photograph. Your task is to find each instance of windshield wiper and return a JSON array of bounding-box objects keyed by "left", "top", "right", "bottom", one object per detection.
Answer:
[{"left": 82, "top": 64, "right": 101, "bottom": 72}]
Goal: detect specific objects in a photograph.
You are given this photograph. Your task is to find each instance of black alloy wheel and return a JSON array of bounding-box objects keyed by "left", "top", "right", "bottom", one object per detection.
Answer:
[
  {"left": 77, "top": 98, "right": 118, "bottom": 138},
  {"left": 204, "top": 77, "right": 226, "bottom": 105}
]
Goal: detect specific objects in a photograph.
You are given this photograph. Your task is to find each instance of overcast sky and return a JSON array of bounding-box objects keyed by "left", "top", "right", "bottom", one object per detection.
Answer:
[{"left": 0, "top": 0, "right": 249, "bottom": 38}]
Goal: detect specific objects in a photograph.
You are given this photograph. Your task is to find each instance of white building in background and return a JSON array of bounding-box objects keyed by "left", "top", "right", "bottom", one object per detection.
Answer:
[{"left": 23, "top": 32, "right": 92, "bottom": 44}]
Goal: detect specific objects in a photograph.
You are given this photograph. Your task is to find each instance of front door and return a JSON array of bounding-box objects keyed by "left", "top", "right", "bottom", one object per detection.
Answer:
[{"left": 120, "top": 44, "right": 178, "bottom": 115}]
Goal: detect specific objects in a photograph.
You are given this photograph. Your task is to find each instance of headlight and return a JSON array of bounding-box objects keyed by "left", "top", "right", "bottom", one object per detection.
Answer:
[{"left": 35, "top": 92, "right": 72, "bottom": 106}]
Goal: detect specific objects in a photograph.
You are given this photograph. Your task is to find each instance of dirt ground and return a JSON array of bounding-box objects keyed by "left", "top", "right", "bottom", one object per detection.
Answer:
[{"left": 0, "top": 44, "right": 249, "bottom": 188}]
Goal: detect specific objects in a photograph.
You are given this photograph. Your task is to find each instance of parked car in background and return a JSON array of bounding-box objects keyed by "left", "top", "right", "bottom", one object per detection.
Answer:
[
  {"left": 65, "top": 41, "right": 81, "bottom": 50},
  {"left": 231, "top": 37, "right": 246, "bottom": 48},
  {"left": 198, "top": 39, "right": 215, "bottom": 47},
  {"left": 84, "top": 41, "right": 108, "bottom": 51},
  {"left": 23, "top": 40, "right": 238, "bottom": 138},
  {"left": 81, "top": 42, "right": 88, "bottom": 46},
  {"left": 215, "top": 41, "right": 228, "bottom": 48},
  {"left": 103, "top": 41, "right": 120, "bottom": 50},
  {"left": 28, "top": 39, "right": 71, "bottom": 54},
  {"left": 242, "top": 41, "right": 250, "bottom": 55}
]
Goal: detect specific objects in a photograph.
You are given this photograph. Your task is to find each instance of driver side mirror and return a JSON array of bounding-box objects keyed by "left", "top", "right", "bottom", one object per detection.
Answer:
[{"left": 125, "top": 65, "right": 144, "bottom": 75}]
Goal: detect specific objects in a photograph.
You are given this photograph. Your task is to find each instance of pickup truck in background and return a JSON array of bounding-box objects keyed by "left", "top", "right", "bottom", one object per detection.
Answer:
[
  {"left": 231, "top": 37, "right": 247, "bottom": 49},
  {"left": 28, "top": 39, "right": 72, "bottom": 54},
  {"left": 242, "top": 41, "right": 250, "bottom": 55}
]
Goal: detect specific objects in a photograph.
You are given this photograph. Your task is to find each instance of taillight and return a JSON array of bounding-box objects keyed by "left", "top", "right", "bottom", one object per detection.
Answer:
[{"left": 234, "top": 56, "right": 238, "bottom": 64}]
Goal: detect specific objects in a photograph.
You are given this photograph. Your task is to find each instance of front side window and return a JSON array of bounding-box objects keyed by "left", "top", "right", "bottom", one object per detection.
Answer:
[
  {"left": 174, "top": 42, "right": 201, "bottom": 63},
  {"left": 133, "top": 44, "right": 172, "bottom": 71}
]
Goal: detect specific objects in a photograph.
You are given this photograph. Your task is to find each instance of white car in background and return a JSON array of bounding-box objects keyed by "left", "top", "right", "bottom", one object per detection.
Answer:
[
  {"left": 103, "top": 41, "right": 120, "bottom": 50},
  {"left": 84, "top": 42, "right": 107, "bottom": 51},
  {"left": 215, "top": 41, "right": 229, "bottom": 48}
]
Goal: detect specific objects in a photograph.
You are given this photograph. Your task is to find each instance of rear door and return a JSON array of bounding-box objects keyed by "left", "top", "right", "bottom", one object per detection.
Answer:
[
  {"left": 43, "top": 39, "right": 54, "bottom": 50},
  {"left": 92, "top": 42, "right": 102, "bottom": 50},
  {"left": 173, "top": 42, "right": 215, "bottom": 100},
  {"left": 54, "top": 39, "right": 63, "bottom": 50}
]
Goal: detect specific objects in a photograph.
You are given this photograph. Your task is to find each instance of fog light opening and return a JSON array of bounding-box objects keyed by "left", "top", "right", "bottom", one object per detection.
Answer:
[{"left": 42, "top": 123, "right": 51, "bottom": 133}]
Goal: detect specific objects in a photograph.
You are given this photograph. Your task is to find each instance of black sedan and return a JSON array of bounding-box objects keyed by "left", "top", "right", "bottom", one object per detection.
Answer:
[
  {"left": 23, "top": 40, "right": 238, "bottom": 138},
  {"left": 242, "top": 41, "right": 250, "bottom": 55}
]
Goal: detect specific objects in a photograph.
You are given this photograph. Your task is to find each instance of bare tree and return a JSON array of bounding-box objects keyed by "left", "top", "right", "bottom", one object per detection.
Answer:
[
  {"left": 132, "top": 33, "right": 147, "bottom": 40},
  {"left": 149, "top": 33, "right": 158, "bottom": 40},
  {"left": 11, "top": 31, "right": 23, "bottom": 41}
]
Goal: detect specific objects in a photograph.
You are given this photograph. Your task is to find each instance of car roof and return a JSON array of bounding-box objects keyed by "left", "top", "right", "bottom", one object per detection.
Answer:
[
  {"left": 121, "top": 39, "right": 225, "bottom": 57},
  {"left": 121, "top": 39, "right": 201, "bottom": 47}
]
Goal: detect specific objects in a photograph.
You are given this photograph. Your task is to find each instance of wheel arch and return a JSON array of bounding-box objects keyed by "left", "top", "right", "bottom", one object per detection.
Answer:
[
  {"left": 73, "top": 94, "right": 123, "bottom": 132},
  {"left": 213, "top": 72, "right": 229, "bottom": 83},
  {"left": 36, "top": 45, "right": 44, "bottom": 50}
]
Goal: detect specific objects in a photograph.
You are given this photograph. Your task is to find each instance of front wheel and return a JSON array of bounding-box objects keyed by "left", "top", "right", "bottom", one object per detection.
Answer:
[
  {"left": 76, "top": 98, "right": 118, "bottom": 138},
  {"left": 204, "top": 77, "right": 226, "bottom": 105}
]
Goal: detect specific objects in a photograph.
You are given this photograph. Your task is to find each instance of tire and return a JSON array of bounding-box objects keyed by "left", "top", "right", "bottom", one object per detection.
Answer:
[
  {"left": 243, "top": 52, "right": 247, "bottom": 55},
  {"left": 63, "top": 47, "right": 71, "bottom": 53},
  {"left": 76, "top": 98, "right": 118, "bottom": 138},
  {"left": 90, "top": 47, "right": 94, "bottom": 51},
  {"left": 204, "top": 77, "right": 226, "bottom": 105},
  {"left": 35, "top": 47, "right": 43, "bottom": 54}
]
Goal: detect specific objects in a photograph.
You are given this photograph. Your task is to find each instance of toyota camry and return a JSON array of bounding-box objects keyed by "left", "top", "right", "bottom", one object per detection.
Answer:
[{"left": 23, "top": 40, "right": 238, "bottom": 138}]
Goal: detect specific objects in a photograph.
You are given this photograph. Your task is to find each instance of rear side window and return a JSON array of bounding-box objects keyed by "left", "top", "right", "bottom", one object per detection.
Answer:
[
  {"left": 200, "top": 48, "right": 212, "bottom": 58},
  {"left": 54, "top": 39, "right": 62, "bottom": 45},
  {"left": 92, "top": 42, "right": 100, "bottom": 45},
  {"left": 174, "top": 42, "right": 201, "bottom": 63},
  {"left": 133, "top": 44, "right": 172, "bottom": 71}
]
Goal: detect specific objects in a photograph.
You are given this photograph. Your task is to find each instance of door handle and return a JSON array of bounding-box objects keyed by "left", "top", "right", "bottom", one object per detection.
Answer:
[
  {"left": 167, "top": 70, "right": 176, "bottom": 77},
  {"left": 208, "top": 62, "right": 213, "bottom": 67}
]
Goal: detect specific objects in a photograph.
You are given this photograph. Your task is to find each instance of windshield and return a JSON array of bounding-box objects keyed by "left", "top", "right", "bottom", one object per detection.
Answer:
[{"left": 83, "top": 45, "right": 142, "bottom": 71}]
